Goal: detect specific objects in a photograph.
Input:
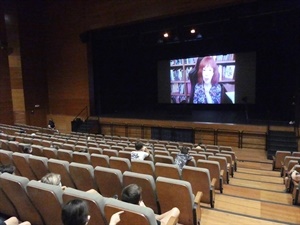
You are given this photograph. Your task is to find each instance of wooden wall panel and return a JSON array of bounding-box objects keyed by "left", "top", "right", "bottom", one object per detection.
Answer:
[{"left": 0, "top": 1, "right": 14, "bottom": 125}]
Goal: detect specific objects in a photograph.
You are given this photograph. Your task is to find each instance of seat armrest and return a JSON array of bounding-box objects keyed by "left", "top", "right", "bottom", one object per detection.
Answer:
[
  {"left": 194, "top": 191, "right": 203, "bottom": 225},
  {"left": 194, "top": 191, "right": 203, "bottom": 204},
  {"left": 211, "top": 178, "right": 217, "bottom": 188},
  {"left": 166, "top": 216, "right": 178, "bottom": 225},
  {"left": 220, "top": 169, "right": 224, "bottom": 177}
]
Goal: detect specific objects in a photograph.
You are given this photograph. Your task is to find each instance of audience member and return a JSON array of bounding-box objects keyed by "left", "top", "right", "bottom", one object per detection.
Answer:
[
  {"left": 40, "top": 173, "right": 98, "bottom": 194},
  {"left": 174, "top": 146, "right": 193, "bottom": 170},
  {"left": 61, "top": 199, "right": 122, "bottom": 225},
  {"left": 48, "top": 119, "right": 55, "bottom": 129},
  {"left": 121, "top": 184, "right": 180, "bottom": 225},
  {"left": 0, "top": 164, "right": 15, "bottom": 174},
  {"left": 131, "top": 142, "right": 151, "bottom": 160},
  {"left": 284, "top": 159, "right": 300, "bottom": 191},
  {"left": 0, "top": 217, "right": 31, "bottom": 225}
]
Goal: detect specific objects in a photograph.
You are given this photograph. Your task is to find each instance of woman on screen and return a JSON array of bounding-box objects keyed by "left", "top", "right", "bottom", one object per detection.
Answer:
[{"left": 193, "top": 56, "right": 221, "bottom": 104}]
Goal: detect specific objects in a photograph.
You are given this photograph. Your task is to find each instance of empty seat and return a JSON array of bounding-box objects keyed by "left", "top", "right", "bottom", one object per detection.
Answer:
[
  {"left": 220, "top": 150, "right": 238, "bottom": 171},
  {"left": 0, "top": 149, "right": 13, "bottom": 165},
  {"left": 94, "top": 166, "right": 123, "bottom": 198},
  {"left": 131, "top": 160, "right": 156, "bottom": 178},
  {"left": 110, "top": 145, "right": 123, "bottom": 151},
  {"left": 31, "top": 144, "right": 44, "bottom": 156},
  {"left": 123, "top": 171, "right": 160, "bottom": 214},
  {"left": 48, "top": 158, "right": 76, "bottom": 188},
  {"left": 102, "top": 149, "right": 119, "bottom": 157},
  {"left": 216, "top": 153, "right": 234, "bottom": 177},
  {"left": 61, "top": 143, "right": 75, "bottom": 151},
  {"left": 90, "top": 153, "right": 110, "bottom": 168},
  {"left": 156, "top": 176, "right": 202, "bottom": 225},
  {"left": 0, "top": 173, "right": 44, "bottom": 225},
  {"left": 28, "top": 155, "right": 49, "bottom": 180},
  {"left": 27, "top": 180, "right": 64, "bottom": 225},
  {"left": 62, "top": 187, "right": 107, "bottom": 225},
  {"left": 208, "top": 155, "right": 229, "bottom": 184},
  {"left": 154, "top": 150, "right": 170, "bottom": 156},
  {"left": 7, "top": 141, "right": 22, "bottom": 153},
  {"left": 272, "top": 151, "right": 291, "bottom": 171},
  {"left": 12, "top": 152, "right": 37, "bottom": 180},
  {"left": 42, "top": 147, "right": 58, "bottom": 159},
  {"left": 118, "top": 150, "right": 132, "bottom": 160},
  {"left": 182, "top": 166, "right": 216, "bottom": 208},
  {"left": 57, "top": 149, "right": 73, "bottom": 163},
  {"left": 155, "top": 163, "right": 181, "bottom": 180},
  {"left": 0, "top": 174, "right": 18, "bottom": 218},
  {"left": 109, "top": 156, "right": 131, "bottom": 173},
  {"left": 69, "top": 162, "right": 98, "bottom": 192},
  {"left": 73, "top": 151, "right": 91, "bottom": 164},
  {"left": 88, "top": 147, "right": 102, "bottom": 155},
  {"left": 197, "top": 159, "right": 223, "bottom": 193},
  {"left": 154, "top": 155, "right": 174, "bottom": 164}
]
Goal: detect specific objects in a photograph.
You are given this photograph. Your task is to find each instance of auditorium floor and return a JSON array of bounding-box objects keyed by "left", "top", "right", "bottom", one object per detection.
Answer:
[{"left": 200, "top": 148, "right": 300, "bottom": 225}]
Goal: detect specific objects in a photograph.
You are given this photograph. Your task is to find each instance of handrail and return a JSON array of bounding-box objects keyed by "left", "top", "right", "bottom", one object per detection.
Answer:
[{"left": 73, "top": 106, "right": 89, "bottom": 122}]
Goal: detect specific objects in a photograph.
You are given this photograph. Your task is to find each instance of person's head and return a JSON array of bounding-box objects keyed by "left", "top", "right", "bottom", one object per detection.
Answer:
[
  {"left": 197, "top": 56, "right": 219, "bottom": 85},
  {"left": 121, "top": 184, "right": 142, "bottom": 205},
  {"left": 41, "top": 173, "right": 61, "bottom": 186},
  {"left": 0, "top": 164, "right": 15, "bottom": 174},
  {"left": 61, "top": 199, "right": 90, "bottom": 225},
  {"left": 180, "top": 146, "right": 190, "bottom": 155},
  {"left": 135, "top": 142, "right": 144, "bottom": 151}
]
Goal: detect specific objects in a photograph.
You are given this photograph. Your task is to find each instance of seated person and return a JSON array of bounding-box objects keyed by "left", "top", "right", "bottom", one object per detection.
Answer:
[
  {"left": 0, "top": 164, "right": 15, "bottom": 174},
  {"left": 174, "top": 146, "right": 193, "bottom": 171},
  {"left": 41, "top": 173, "right": 98, "bottom": 194},
  {"left": 121, "top": 184, "right": 180, "bottom": 225},
  {"left": 131, "top": 142, "right": 151, "bottom": 160},
  {"left": 284, "top": 160, "right": 300, "bottom": 191},
  {"left": 61, "top": 199, "right": 122, "bottom": 225},
  {"left": 0, "top": 217, "right": 31, "bottom": 225}
]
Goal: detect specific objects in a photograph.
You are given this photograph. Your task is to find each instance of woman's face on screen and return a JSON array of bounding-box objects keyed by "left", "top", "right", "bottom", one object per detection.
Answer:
[{"left": 202, "top": 65, "right": 214, "bottom": 84}]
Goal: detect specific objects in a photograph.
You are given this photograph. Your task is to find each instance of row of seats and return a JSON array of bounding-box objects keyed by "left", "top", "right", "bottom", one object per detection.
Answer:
[
  {"left": 0, "top": 150, "right": 219, "bottom": 208},
  {"left": 0, "top": 172, "right": 200, "bottom": 225},
  {"left": 272, "top": 150, "right": 300, "bottom": 205}
]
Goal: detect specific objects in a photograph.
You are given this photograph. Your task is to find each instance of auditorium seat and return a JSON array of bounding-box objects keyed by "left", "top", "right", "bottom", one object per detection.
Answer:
[
  {"left": 62, "top": 187, "right": 107, "bottom": 225},
  {"left": 123, "top": 171, "right": 160, "bottom": 214},
  {"left": 104, "top": 198, "right": 165, "bottom": 225},
  {"left": 102, "top": 148, "right": 119, "bottom": 157},
  {"left": 88, "top": 147, "right": 102, "bottom": 155},
  {"left": 281, "top": 156, "right": 300, "bottom": 177},
  {"left": 154, "top": 155, "right": 174, "bottom": 164},
  {"left": 27, "top": 180, "right": 64, "bottom": 225},
  {"left": 156, "top": 176, "right": 202, "bottom": 225},
  {"left": 219, "top": 146, "right": 233, "bottom": 152},
  {"left": 42, "top": 147, "right": 58, "bottom": 159},
  {"left": 0, "top": 174, "right": 18, "bottom": 218},
  {"left": 0, "top": 149, "right": 13, "bottom": 165},
  {"left": 197, "top": 159, "right": 223, "bottom": 193},
  {"left": 31, "top": 144, "right": 44, "bottom": 156},
  {"left": 155, "top": 163, "right": 181, "bottom": 180},
  {"left": 272, "top": 151, "right": 291, "bottom": 171},
  {"left": 94, "top": 166, "right": 123, "bottom": 198},
  {"left": 182, "top": 166, "right": 216, "bottom": 208},
  {"left": 154, "top": 150, "right": 170, "bottom": 156},
  {"left": 72, "top": 151, "right": 91, "bottom": 164},
  {"left": 12, "top": 152, "right": 37, "bottom": 180},
  {"left": 7, "top": 141, "right": 22, "bottom": 153},
  {"left": 90, "top": 153, "right": 110, "bottom": 168},
  {"left": 0, "top": 173, "right": 44, "bottom": 225},
  {"left": 131, "top": 160, "right": 156, "bottom": 178},
  {"left": 28, "top": 155, "right": 50, "bottom": 180},
  {"left": 216, "top": 153, "right": 234, "bottom": 177},
  {"left": 220, "top": 150, "right": 238, "bottom": 171},
  {"left": 69, "top": 162, "right": 98, "bottom": 192},
  {"left": 110, "top": 145, "right": 123, "bottom": 151},
  {"left": 57, "top": 149, "right": 73, "bottom": 163},
  {"left": 61, "top": 143, "right": 75, "bottom": 151},
  {"left": 118, "top": 150, "right": 132, "bottom": 160},
  {"left": 208, "top": 155, "right": 229, "bottom": 184},
  {"left": 48, "top": 158, "right": 76, "bottom": 188},
  {"left": 109, "top": 156, "right": 131, "bottom": 173}
]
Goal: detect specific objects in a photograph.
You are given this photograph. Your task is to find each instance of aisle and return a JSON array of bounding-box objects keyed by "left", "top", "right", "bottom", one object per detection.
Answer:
[{"left": 200, "top": 151, "right": 300, "bottom": 225}]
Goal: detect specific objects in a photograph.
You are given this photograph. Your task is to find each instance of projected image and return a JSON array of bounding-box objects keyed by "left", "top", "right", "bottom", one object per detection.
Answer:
[{"left": 170, "top": 54, "right": 235, "bottom": 104}]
